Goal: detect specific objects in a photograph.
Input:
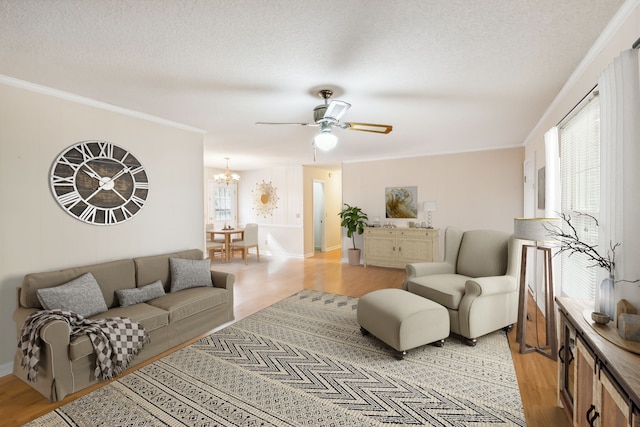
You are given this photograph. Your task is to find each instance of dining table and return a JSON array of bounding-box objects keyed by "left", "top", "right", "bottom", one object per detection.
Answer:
[{"left": 207, "top": 228, "right": 244, "bottom": 262}]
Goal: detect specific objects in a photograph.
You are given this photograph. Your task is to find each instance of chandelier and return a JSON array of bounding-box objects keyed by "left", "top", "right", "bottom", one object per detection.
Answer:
[{"left": 214, "top": 157, "right": 240, "bottom": 185}]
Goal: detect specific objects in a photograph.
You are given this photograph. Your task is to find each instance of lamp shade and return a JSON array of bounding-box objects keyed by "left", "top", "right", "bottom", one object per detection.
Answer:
[
  {"left": 513, "top": 217, "right": 561, "bottom": 242},
  {"left": 422, "top": 201, "right": 437, "bottom": 212},
  {"left": 314, "top": 131, "right": 338, "bottom": 151}
]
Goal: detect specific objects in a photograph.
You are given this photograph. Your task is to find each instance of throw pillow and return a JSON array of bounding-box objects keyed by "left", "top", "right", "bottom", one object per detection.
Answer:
[
  {"left": 116, "top": 280, "right": 166, "bottom": 307},
  {"left": 169, "top": 258, "right": 213, "bottom": 292},
  {"left": 36, "top": 272, "right": 108, "bottom": 317}
]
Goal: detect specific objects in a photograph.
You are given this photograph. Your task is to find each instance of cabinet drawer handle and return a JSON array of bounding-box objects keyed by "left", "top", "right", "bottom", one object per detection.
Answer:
[
  {"left": 586, "top": 405, "right": 599, "bottom": 426},
  {"left": 558, "top": 345, "right": 565, "bottom": 363}
]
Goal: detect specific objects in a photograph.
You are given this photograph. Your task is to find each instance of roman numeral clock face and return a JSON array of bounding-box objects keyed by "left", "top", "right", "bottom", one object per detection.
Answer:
[{"left": 50, "top": 141, "right": 149, "bottom": 225}]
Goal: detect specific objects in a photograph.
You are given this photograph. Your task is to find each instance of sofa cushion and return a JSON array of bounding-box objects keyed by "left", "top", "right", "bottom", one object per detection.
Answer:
[
  {"left": 169, "top": 258, "right": 213, "bottom": 292},
  {"left": 147, "top": 287, "right": 228, "bottom": 323},
  {"left": 405, "top": 274, "right": 470, "bottom": 310},
  {"left": 70, "top": 303, "right": 169, "bottom": 361},
  {"left": 116, "top": 280, "right": 165, "bottom": 307},
  {"left": 134, "top": 249, "right": 203, "bottom": 293},
  {"left": 456, "top": 230, "right": 509, "bottom": 278},
  {"left": 21, "top": 259, "right": 136, "bottom": 309},
  {"left": 36, "top": 273, "right": 108, "bottom": 317}
]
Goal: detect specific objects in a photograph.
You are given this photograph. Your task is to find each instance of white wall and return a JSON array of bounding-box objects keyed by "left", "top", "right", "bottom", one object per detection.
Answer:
[
  {"left": 236, "top": 166, "right": 305, "bottom": 257},
  {"left": 0, "top": 80, "right": 205, "bottom": 373},
  {"left": 342, "top": 147, "right": 524, "bottom": 261}
]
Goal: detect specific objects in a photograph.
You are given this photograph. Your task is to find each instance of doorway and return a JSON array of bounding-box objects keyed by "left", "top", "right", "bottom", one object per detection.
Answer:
[{"left": 313, "top": 180, "right": 325, "bottom": 252}]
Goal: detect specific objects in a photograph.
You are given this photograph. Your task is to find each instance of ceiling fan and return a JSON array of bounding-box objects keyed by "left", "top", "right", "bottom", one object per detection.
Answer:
[{"left": 255, "top": 89, "right": 392, "bottom": 158}]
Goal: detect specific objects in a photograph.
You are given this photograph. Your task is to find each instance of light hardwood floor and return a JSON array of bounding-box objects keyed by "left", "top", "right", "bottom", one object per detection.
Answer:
[{"left": 0, "top": 249, "right": 569, "bottom": 426}]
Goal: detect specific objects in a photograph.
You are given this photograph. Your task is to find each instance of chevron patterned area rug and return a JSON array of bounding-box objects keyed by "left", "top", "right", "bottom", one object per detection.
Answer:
[{"left": 27, "top": 290, "right": 526, "bottom": 426}]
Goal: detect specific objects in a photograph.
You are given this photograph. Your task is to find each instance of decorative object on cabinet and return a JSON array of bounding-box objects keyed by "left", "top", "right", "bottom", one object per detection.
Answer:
[
  {"left": 338, "top": 204, "right": 369, "bottom": 266},
  {"left": 252, "top": 180, "right": 278, "bottom": 217},
  {"left": 214, "top": 157, "right": 240, "bottom": 185},
  {"left": 50, "top": 140, "right": 149, "bottom": 225},
  {"left": 618, "top": 313, "right": 640, "bottom": 342},
  {"left": 421, "top": 201, "right": 437, "bottom": 228},
  {"left": 590, "top": 311, "right": 610, "bottom": 324},
  {"left": 513, "top": 217, "right": 561, "bottom": 360},
  {"left": 617, "top": 299, "right": 637, "bottom": 327},
  {"left": 364, "top": 227, "right": 438, "bottom": 269},
  {"left": 580, "top": 309, "right": 640, "bottom": 354},
  {"left": 544, "top": 212, "right": 638, "bottom": 320},
  {"left": 557, "top": 297, "right": 640, "bottom": 426},
  {"left": 384, "top": 186, "right": 417, "bottom": 218}
]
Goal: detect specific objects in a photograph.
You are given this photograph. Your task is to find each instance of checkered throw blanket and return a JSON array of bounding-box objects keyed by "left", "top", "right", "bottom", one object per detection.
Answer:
[{"left": 19, "top": 309, "right": 149, "bottom": 382}]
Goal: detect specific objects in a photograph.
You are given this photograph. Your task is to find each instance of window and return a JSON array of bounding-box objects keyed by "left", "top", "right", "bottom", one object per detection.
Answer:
[
  {"left": 207, "top": 180, "right": 237, "bottom": 227},
  {"left": 559, "top": 93, "right": 600, "bottom": 300}
]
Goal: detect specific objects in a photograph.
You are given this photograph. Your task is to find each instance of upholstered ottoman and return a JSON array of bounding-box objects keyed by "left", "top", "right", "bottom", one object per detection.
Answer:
[{"left": 357, "top": 288, "right": 449, "bottom": 359}]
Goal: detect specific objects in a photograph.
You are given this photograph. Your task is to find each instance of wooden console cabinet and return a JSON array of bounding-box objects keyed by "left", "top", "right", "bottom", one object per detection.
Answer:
[
  {"left": 363, "top": 227, "right": 438, "bottom": 268},
  {"left": 557, "top": 297, "right": 640, "bottom": 427}
]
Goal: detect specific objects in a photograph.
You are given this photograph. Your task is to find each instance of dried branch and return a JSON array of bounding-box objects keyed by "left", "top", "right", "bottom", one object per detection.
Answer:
[{"left": 543, "top": 212, "right": 639, "bottom": 285}]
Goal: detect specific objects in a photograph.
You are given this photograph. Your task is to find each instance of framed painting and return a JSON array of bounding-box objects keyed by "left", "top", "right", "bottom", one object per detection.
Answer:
[{"left": 385, "top": 186, "right": 418, "bottom": 218}]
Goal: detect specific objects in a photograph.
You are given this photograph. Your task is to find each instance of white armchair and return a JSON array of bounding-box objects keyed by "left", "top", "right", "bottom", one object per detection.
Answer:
[{"left": 402, "top": 226, "right": 521, "bottom": 345}]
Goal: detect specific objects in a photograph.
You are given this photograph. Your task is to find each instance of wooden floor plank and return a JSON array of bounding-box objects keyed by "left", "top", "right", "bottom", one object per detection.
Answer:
[{"left": 0, "top": 249, "right": 568, "bottom": 426}]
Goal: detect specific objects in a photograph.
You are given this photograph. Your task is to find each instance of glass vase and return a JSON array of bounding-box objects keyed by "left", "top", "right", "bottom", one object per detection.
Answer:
[{"left": 598, "top": 274, "right": 615, "bottom": 319}]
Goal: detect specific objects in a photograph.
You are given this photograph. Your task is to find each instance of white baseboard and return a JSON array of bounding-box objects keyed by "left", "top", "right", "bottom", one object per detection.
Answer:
[{"left": 0, "top": 361, "right": 13, "bottom": 377}]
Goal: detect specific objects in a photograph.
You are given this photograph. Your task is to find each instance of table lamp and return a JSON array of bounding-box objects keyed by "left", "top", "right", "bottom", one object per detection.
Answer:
[{"left": 422, "top": 201, "right": 437, "bottom": 228}]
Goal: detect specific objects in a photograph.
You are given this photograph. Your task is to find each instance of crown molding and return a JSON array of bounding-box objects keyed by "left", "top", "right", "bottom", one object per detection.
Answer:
[
  {"left": 0, "top": 74, "right": 206, "bottom": 134},
  {"left": 523, "top": 0, "right": 640, "bottom": 146}
]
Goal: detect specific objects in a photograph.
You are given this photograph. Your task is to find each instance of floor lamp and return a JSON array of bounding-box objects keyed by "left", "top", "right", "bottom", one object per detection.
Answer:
[{"left": 514, "top": 217, "right": 561, "bottom": 361}]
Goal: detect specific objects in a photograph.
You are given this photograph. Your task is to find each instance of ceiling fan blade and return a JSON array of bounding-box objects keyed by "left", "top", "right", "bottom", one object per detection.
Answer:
[
  {"left": 323, "top": 100, "right": 351, "bottom": 122},
  {"left": 255, "top": 121, "right": 318, "bottom": 127},
  {"left": 345, "top": 122, "right": 393, "bottom": 134}
]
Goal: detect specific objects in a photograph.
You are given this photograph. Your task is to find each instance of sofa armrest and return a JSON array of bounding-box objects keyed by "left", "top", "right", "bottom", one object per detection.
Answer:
[
  {"left": 13, "top": 314, "right": 74, "bottom": 402},
  {"left": 211, "top": 271, "right": 235, "bottom": 291},
  {"left": 405, "top": 262, "right": 455, "bottom": 279},
  {"left": 40, "top": 319, "right": 74, "bottom": 401},
  {"left": 464, "top": 275, "right": 518, "bottom": 297},
  {"left": 403, "top": 262, "right": 455, "bottom": 290}
]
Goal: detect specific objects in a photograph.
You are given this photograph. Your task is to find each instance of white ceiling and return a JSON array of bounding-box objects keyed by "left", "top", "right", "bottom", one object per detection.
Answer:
[{"left": 0, "top": 0, "right": 628, "bottom": 171}]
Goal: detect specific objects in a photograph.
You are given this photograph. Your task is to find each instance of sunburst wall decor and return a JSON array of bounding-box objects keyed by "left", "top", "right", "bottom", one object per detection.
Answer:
[{"left": 252, "top": 180, "right": 279, "bottom": 217}]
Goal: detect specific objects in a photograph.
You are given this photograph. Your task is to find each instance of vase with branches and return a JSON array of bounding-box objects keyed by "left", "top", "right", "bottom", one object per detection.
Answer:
[{"left": 544, "top": 212, "right": 637, "bottom": 319}]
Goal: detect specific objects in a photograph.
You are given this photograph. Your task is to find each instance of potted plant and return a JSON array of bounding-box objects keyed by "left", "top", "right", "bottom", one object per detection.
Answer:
[{"left": 338, "top": 203, "right": 369, "bottom": 266}]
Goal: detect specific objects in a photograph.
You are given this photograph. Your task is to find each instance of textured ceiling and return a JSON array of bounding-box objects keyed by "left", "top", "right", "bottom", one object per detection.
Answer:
[{"left": 0, "top": 0, "right": 628, "bottom": 170}]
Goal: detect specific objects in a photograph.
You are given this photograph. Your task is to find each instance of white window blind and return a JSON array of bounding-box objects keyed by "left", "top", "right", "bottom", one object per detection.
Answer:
[{"left": 559, "top": 94, "right": 600, "bottom": 300}]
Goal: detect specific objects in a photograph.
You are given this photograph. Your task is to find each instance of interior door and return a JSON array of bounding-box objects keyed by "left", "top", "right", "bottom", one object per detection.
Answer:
[{"left": 313, "top": 180, "right": 325, "bottom": 252}]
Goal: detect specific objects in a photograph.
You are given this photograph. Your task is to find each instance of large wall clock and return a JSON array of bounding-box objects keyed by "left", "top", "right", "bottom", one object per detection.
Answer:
[{"left": 50, "top": 140, "right": 149, "bottom": 225}]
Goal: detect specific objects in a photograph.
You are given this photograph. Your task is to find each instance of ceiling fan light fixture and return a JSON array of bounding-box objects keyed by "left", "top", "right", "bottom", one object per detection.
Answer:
[
  {"left": 323, "top": 100, "right": 351, "bottom": 122},
  {"left": 314, "top": 129, "right": 338, "bottom": 151}
]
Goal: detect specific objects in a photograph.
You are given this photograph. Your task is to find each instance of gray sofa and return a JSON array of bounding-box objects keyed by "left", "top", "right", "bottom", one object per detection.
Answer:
[{"left": 12, "top": 249, "right": 234, "bottom": 402}]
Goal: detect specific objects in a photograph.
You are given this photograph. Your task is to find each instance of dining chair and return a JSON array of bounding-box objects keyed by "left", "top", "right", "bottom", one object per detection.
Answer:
[
  {"left": 206, "top": 224, "right": 225, "bottom": 244},
  {"left": 206, "top": 241, "right": 225, "bottom": 263},
  {"left": 229, "top": 223, "right": 260, "bottom": 264}
]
